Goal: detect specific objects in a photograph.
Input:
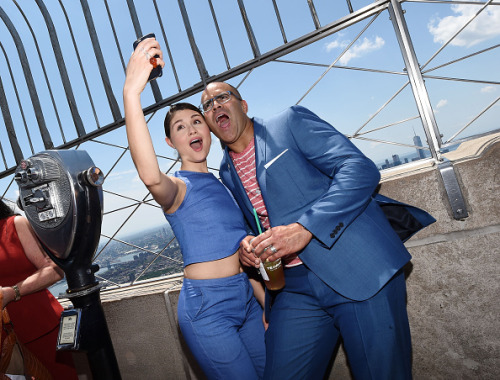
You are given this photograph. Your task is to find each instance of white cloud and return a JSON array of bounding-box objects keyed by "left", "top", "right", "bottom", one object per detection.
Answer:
[
  {"left": 481, "top": 85, "right": 496, "bottom": 93},
  {"left": 131, "top": 175, "right": 143, "bottom": 184},
  {"left": 325, "top": 35, "right": 385, "bottom": 65},
  {"left": 106, "top": 168, "right": 137, "bottom": 178},
  {"left": 325, "top": 38, "right": 348, "bottom": 52},
  {"left": 436, "top": 99, "right": 448, "bottom": 109},
  {"left": 433, "top": 99, "right": 448, "bottom": 114},
  {"left": 428, "top": 3, "right": 500, "bottom": 47},
  {"left": 104, "top": 168, "right": 140, "bottom": 182},
  {"left": 325, "top": 32, "right": 349, "bottom": 51}
]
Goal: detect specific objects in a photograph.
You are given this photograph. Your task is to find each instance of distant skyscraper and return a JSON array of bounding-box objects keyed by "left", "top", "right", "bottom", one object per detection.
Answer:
[
  {"left": 413, "top": 134, "right": 426, "bottom": 159},
  {"left": 392, "top": 154, "right": 402, "bottom": 166}
]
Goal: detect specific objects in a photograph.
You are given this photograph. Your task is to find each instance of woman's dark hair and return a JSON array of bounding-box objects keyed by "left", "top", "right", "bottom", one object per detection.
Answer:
[
  {"left": 0, "top": 198, "right": 16, "bottom": 220},
  {"left": 163, "top": 102, "right": 203, "bottom": 139}
]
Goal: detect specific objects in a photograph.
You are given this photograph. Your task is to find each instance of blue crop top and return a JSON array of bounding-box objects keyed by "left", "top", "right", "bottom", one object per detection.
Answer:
[{"left": 164, "top": 171, "right": 247, "bottom": 267}]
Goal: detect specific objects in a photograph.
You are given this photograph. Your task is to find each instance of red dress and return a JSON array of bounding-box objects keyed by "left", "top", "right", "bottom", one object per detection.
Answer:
[{"left": 0, "top": 216, "right": 78, "bottom": 379}]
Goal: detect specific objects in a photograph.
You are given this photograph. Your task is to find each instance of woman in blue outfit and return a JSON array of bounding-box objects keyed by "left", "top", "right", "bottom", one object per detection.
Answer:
[{"left": 123, "top": 36, "right": 266, "bottom": 379}]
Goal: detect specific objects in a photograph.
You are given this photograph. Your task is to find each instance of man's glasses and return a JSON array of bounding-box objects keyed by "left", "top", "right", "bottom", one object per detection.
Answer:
[{"left": 200, "top": 91, "right": 241, "bottom": 113}]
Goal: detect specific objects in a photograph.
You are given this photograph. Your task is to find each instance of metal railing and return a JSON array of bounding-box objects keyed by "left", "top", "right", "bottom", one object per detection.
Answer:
[{"left": 1, "top": 0, "right": 498, "bottom": 287}]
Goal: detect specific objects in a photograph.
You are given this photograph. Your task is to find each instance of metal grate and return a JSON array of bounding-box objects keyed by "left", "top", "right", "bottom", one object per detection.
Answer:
[{"left": 1, "top": 0, "right": 499, "bottom": 290}]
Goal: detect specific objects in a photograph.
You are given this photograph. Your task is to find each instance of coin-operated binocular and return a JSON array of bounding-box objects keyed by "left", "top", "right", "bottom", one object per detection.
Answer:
[{"left": 15, "top": 150, "right": 121, "bottom": 380}]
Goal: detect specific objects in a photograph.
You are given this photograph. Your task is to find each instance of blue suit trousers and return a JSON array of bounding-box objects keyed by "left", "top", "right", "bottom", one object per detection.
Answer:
[
  {"left": 178, "top": 273, "right": 266, "bottom": 379},
  {"left": 264, "top": 265, "right": 412, "bottom": 380}
]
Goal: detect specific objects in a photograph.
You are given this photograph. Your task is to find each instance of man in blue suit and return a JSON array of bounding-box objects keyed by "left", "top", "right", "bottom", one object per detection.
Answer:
[{"left": 200, "top": 82, "right": 434, "bottom": 379}]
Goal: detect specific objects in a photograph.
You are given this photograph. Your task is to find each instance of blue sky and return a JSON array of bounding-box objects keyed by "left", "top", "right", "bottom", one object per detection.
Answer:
[{"left": 0, "top": 0, "right": 498, "bottom": 236}]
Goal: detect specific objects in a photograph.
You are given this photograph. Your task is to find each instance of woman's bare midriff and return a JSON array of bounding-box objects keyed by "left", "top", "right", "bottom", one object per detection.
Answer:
[{"left": 184, "top": 251, "right": 242, "bottom": 280}]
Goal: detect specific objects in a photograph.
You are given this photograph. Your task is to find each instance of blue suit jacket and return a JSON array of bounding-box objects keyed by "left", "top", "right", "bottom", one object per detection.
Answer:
[{"left": 220, "top": 106, "right": 435, "bottom": 301}]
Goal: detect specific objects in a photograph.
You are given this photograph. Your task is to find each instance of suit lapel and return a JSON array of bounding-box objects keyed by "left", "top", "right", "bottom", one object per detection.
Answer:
[
  {"left": 253, "top": 118, "right": 268, "bottom": 201},
  {"left": 224, "top": 149, "right": 248, "bottom": 205},
  {"left": 222, "top": 118, "right": 269, "bottom": 232},
  {"left": 223, "top": 149, "right": 256, "bottom": 226}
]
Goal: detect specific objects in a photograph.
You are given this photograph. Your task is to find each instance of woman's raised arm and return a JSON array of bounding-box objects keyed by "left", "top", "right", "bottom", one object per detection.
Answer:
[{"left": 123, "top": 38, "right": 184, "bottom": 212}]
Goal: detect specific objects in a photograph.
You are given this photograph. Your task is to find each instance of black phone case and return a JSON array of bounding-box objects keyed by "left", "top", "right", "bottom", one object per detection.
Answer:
[{"left": 133, "top": 33, "right": 162, "bottom": 81}]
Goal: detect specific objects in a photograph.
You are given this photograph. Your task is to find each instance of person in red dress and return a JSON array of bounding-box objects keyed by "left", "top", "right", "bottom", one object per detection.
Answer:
[{"left": 0, "top": 199, "right": 78, "bottom": 379}]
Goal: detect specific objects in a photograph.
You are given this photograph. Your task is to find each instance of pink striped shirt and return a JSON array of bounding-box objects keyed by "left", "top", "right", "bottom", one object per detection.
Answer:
[
  {"left": 229, "top": 139, "right": 269, "bottom": 229},
  {"left": 230, "top": 139, "right": 302, "bottom": 267}
]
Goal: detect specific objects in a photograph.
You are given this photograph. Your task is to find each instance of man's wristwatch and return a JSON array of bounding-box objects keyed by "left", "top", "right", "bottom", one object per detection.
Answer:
[{"left": 12, "top": 284, "right": 21, "bottom": 301}]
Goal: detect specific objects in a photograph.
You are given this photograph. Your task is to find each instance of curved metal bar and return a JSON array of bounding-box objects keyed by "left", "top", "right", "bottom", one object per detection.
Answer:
[
  {"left": 0, "top": 176, "right": 15, "bottom": 199},
  {"left": 177, "top": 0, "right": 209, "bottom": 84},
  {"left": 0, "top": 0, "right": 390, "bottom": 173},
  {"left": 271, "top": 0, "right": 287, "bottom": 43},
  {"left": 153, "top": 0, "right": 181, "bottom": 91},
  {"left": 0, "top": 132, "right": 7, "bottom": 168},
  {"left": 0, "top": 6, "right": 53, "bottom": 151},
  {"left": 57, "top": 0, "right": 100, "bottom": 128},
  {"left": 1, "top": 0, "right": 498, "bottom": 256},
  {"left": 0, "top": 1, "right": 391, "bottom": 177},
  {"left": 236, "top": 0, "right": 261, "bottom": 58},
  {"left": 347, "top": 0, "right": 354, "bottom": 13},
  {"left": 33, "top": 0, "right": 389, "bottom": 155},
  {"left": 12, "top": 0, "right": 66, "bottom": 143},
  {"left": 207, "top": 0, "right": 230, "bottom": 70},
  {"left": 79, "top": 0, "right": 122, "bottom": 120},
  {"left": 103, "top": 0, "right": 126, "bottom": 72},
  {"left": 35, "top": 0, "right": 86, "bottom": 137},
  {"left": 0, "top": 76, "right": 23, "bottom": 164},
  {"left": 125, "top": 0, "right": 163, "bottom": 102},
  {"left": 307, "top": 0, "right": 321, "bottom": 29},
  {"left": 0, "top": 41, "right": 34, "bottom": 155}
]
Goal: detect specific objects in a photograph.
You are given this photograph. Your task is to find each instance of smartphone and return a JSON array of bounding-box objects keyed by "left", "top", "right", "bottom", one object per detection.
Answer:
[{"left": 133, "top": 33, "right": 162, "bottom": 82}]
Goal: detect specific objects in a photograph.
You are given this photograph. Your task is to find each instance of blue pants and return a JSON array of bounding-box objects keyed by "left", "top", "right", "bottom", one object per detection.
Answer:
[
  {"left": 264, "top": 265, "right": 412, "bottom": 380},
  {"left": 178, "top": 273, "right": 266, "bottom": 379}
]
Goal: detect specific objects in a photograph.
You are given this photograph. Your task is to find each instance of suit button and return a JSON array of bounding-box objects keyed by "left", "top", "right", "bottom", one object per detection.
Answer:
[
  {"left": 339, "top": 222, "right": 344, "bottom": 227},
  {"left": 330, "top": 232, "right": 335, "bottom": 238},
  {"left": 335, "top": 226, "right": 341, "bottom": 232}
]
